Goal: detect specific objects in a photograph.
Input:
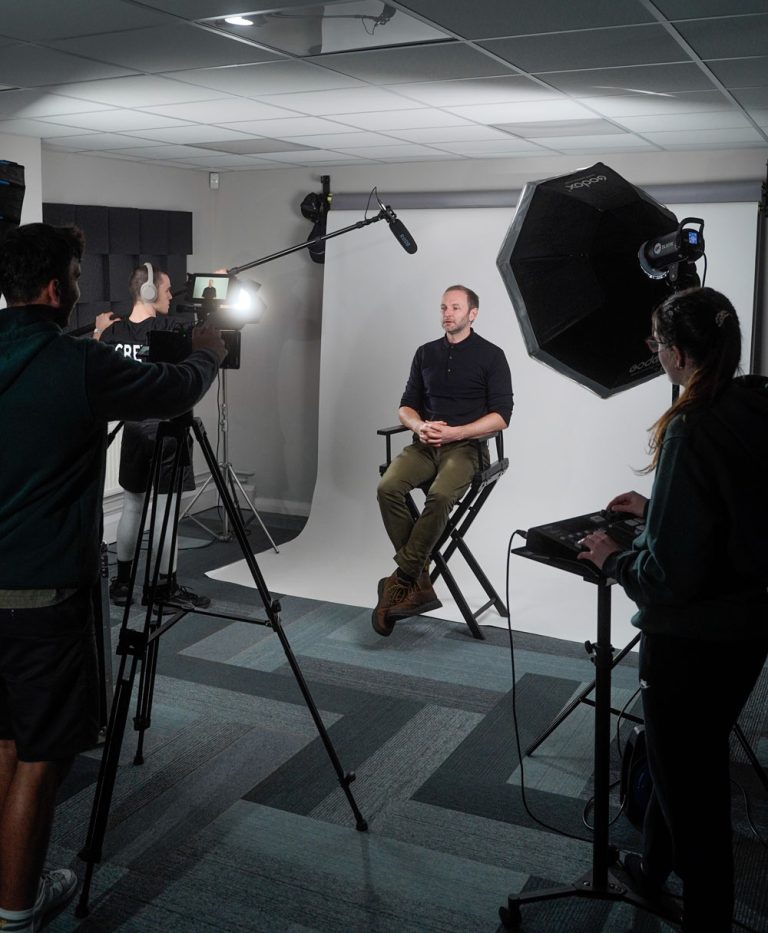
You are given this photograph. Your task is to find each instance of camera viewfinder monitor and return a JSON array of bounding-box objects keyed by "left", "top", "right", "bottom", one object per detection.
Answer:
[{"left": 188, "top": 273, "right": 232, "bottom": 306}]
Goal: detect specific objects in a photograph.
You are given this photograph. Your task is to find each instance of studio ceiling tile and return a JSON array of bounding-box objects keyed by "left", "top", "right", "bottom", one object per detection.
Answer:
[
  {"left": 481, "top": 25, "right": 687, "bottom": 74},
  {"left": 332, "top": 142, "right": 444, "bottom": 158},
  {"left": 141, "top": 98, "right": 298, "bottom": 122},
  {"left": 394, "top": 76, "right": 563, "bottom": 107},
  {"left": 706, "top": 58, "right": 768, "bottom": 88},
  {"left": 132, "top": 0, "right": 332, "bottom": 15},
  {"left": 191, "top": 137, "right": 315, "bottom": 153},
  {"left": 50, "top": 23, "right": 283, "bottom": 73},
  {"left": 115, "top": 144, "right": 221, "bottom": 160},
  {"left": 329, "top": 109, "right": 472, "bottom": 130},
  {"left": 655, "top": 0, "right": 768, "bottom": 16},
  {"left": 540, "top": 63, "right": 718, "bottom": 96},
  {"left": 0, "top": 89, "right": 119, "bottom": 119},
  {"left": 170, "top": 152, "right": 281, "bottom": 167},
  {"left": 444, "top": 99, "right": 595, "bottom": 124},
  {"left": 118, "top": 124, "right": 261, "bottom": 144},
  {"left": 495, "top": 118, "right": 627, "bottom": 138},
  {"left": 676, "top": 14, "right": 768, "bottom": 59},
  {"left": 385, "top": 125, "right": 520, "bottom": 143},
  {"left": 52, "top": 75, "right": 230, "bottom": 108},
  {"left": 42, "top": 132, "right": 143, "bottom": 150},
  {"left": 430, "top": 138, "right": 547, "bottom": 155},
  {"left": 0, "top": 45, "right": 135, "bottom": 87},
  {"left": 218, "top": 115, "right": 354, "bottom": 136},
  {"left": 255, "top": 86, "right": 425, "bottom": 115},
  {"left": 395, "top": 0, "right": 654, "bottom": 39},
  {"left": 272, "top": 130, "right": 396, "bottom": 148},
  {"left": 615, "top": 110, "right": 751, "bottom": 132},
  {"left": 0, "top": 0, "right": 175, "bottom": 41},
  {"left": 308, "top": 43, "right": 509, "bottom": 85},
  {"left": 732, "top": 86, "right": 768, "bottom": 107},
  {"left": 37, "top": 110, "right": 195, "bottom": 132},
  {"left": 527, "top": 133, "right": 656, "bottom": 150},
  {"left": 373, "top": 151, "right": 463, "bottom": 162},
  {"left": 258, "top": 149, "right": 364, "bottom": 163},
  {"left": 642, "top": 126, "right": 766, "bottom": 146},
  {"left": 581, "top": 90, "right": 736, "bottom": 117},
  {"left": 0, "top": 118, "right": 96, "bottom": 138},
  {"left": 168, "top": 61, "right": 364, "bottom": 96}
]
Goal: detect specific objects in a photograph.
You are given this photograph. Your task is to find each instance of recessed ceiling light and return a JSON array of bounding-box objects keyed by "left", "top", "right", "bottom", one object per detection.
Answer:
[{"left": 224, "top": 16, "right": 253, "bottom": 26}]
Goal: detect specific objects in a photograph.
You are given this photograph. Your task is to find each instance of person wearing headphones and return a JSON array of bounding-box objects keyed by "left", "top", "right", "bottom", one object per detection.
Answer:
[{"left": 96, "top": 263, "right": 210, "bottom": 609}]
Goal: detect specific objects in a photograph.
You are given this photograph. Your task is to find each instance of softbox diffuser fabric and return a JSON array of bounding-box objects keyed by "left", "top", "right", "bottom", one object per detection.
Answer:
[{"left": 497, "top": 162, "right": 678, "bottom": 398}]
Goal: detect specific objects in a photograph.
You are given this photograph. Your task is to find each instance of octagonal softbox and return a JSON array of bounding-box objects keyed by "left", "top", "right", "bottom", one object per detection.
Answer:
[{"left": 497, "top": 162, "right": 678, "bottom": 398}]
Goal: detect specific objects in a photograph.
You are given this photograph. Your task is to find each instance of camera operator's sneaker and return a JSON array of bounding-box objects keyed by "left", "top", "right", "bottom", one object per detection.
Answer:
[
  {"left": 109, "top": 578, "right": 132, "bottom": 606},
  {"left": 142, "top": 579, "right": 211, "bottom": 611},
  {"left": 0, "top": 868, "right": 85, "bottom": 931},
  {"left": 170, "top": 582, "right": 211, "bottom": 609}
]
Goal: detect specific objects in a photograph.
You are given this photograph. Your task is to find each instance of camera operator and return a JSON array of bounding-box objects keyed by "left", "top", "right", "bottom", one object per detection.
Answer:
[
  {"left": 0, "top": 223, "right": 226, "bottom": 932},
  {"left": 95, "top": 263, "right": 211, "bottom": 609}
]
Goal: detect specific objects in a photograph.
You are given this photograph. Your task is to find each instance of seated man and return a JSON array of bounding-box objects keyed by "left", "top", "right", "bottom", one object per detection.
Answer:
[{"left": 374, "top": 284, "right": 513, "bottom": 636}]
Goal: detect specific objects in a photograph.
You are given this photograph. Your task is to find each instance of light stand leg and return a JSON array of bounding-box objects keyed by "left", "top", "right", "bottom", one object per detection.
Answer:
[
  {"left": 499, "top": 580, "right": 681, "bottom": 929},
  {"left": 179, "top": 370, "right": 279, "bottom": 551}
]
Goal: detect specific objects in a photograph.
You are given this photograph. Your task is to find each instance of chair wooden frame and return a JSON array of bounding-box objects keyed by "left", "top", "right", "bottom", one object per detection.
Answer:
[{"left": 378, "top": 425, "right": 510, "bottom": 639}]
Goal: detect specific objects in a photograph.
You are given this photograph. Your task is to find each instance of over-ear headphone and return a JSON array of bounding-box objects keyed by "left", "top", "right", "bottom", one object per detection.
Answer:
[{"left": 139, "top": 262, "right": 157, "bottom": 303}]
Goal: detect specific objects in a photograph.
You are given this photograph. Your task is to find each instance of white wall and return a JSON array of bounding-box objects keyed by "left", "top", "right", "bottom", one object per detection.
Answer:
[
  {"left": 206, "top": 147, "right": 767, "bottom": 513},
  {"left": 32, "top": 144, "right": 768, "bottom": 516}
]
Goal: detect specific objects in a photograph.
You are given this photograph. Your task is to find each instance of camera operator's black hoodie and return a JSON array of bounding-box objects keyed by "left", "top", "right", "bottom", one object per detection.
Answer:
[
  {"left": 0, "top": 305, "right": 219, "bottom": 589},
  {"left": 605, "top": 375, "right": 768, "bottom": 641}
]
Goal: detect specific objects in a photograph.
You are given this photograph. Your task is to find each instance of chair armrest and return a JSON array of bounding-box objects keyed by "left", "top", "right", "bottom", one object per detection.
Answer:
[
  {"left": 377, "top": 423, "right": 409, "bottom": 467},
  {"left": 471, "top": 429, "right": 504, "bottom": 461},
  {"left": 377, "top": 424, "right": 408, "bottom": 437}
]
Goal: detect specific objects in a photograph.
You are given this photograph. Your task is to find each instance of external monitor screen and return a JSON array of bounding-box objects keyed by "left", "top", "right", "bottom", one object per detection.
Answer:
[{"left": 188, "top": 273, "right": 232, "bottom": 304}]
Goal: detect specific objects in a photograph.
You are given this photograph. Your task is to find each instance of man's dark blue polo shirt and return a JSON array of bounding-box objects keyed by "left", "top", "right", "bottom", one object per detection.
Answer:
[{"left": 400, "top": 329, "right": 513, "bottom": 426}]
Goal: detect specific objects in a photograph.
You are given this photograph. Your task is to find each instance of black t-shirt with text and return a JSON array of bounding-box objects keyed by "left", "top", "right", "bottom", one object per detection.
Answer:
[{"left": 99, "top": 314, "right": 195, "bottom": 493}]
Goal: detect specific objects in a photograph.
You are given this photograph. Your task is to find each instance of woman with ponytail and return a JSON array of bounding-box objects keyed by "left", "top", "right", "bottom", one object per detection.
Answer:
[{"left": 579, "top": 287, "right": 768, "bottom": 932}]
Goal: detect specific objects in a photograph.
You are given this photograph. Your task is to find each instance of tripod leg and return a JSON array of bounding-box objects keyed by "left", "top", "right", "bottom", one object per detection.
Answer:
[
  {"left": 133, "top": 620, "right": 161, "bottom": 765},
  {"left": 732, "top": 723, "right": 768, "bottom": 792},
  {"left": 191, "top": 418, "right": 368, "bottom": 831},
  {"left": 132, "top": 429, "right": 186, "bottom": 765},
  {"left": 76, "top": 646, "right": 141, "bottom": 917}
]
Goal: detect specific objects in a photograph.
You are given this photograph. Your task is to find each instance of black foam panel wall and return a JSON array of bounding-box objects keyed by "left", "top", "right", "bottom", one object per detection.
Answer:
[{"left": 43, "top": 202, "right": 192, "bottom": 328}]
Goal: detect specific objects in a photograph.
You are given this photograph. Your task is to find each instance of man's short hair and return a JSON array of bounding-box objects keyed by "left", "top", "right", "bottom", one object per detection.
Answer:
[
  {"left": 0, "top": 223, "right": 85, "bottom": 305},
  {"left": 128, "top": 264, "right": 166, "bottom": 303},
  {"left": 444, "top": 284, "right": 479, "bottom": 310}
]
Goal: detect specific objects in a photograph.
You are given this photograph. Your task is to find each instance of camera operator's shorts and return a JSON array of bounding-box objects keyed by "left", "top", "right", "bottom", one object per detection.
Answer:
[{"left": 0, "top": 589, "right": 100, "bottom": 761}]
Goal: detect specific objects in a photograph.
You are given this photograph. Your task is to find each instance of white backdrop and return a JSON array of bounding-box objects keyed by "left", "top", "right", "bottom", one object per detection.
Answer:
[{"left": 209, "top": 200, "right": 757, "bottom": 646}]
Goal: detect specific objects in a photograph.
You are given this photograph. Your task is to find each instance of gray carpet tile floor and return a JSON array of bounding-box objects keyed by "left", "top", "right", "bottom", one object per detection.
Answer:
[{"left": 41, "top": 510, "right": 767, "bottom": 932}]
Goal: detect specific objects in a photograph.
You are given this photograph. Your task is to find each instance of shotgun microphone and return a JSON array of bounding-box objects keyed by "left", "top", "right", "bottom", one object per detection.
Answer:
[{"left": 382, "top": 204, "right": 417, "bottom": 254}]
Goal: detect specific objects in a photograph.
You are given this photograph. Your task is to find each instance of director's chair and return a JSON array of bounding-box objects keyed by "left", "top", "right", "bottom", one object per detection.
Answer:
[{"left": 377, "top": 425, "right": 509, "bottom": 639}]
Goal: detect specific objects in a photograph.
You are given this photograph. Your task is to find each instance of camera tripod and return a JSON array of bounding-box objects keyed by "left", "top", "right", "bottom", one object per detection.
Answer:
[{"left": 76, "top": 412, "right": 367, "bottom": 918}]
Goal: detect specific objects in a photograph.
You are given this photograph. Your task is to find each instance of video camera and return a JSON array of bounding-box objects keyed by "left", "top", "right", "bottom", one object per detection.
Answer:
[{"left": 150, "top": 272, "right": 263, "bottom": 370}]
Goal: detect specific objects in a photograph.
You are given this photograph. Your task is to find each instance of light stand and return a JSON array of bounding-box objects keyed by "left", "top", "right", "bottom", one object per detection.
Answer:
[
  {"left": 180, "top": 202, "right": 399, "bottom": 544},
  {"left": 499, "top": 552, "right": 682, "bottom": 929},
  {"left": 179, "top": 368, "right": 279, "bottom": 549}
]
